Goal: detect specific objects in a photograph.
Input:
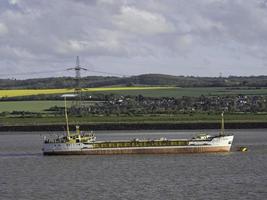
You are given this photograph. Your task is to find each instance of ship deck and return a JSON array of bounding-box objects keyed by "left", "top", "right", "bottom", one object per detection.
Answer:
[{"left": 88, "top": 139, "right": 190, "bottom": 149}]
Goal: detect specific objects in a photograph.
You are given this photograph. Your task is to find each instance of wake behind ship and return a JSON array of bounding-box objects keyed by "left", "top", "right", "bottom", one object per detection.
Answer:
[{"left": 42, "top": 96, "right": 234, "bottom": 155}]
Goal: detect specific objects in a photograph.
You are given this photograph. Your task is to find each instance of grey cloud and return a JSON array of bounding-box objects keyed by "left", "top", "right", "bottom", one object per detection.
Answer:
[{"left": 0, "top": 0, "right": 267, "bottom": 78}]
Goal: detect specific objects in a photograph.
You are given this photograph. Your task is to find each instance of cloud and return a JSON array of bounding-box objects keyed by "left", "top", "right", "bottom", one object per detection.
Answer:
[
  {"left": 113, "top": 6, "right": 175, "bottom": 35},
  {"left": 0, "top": 0, "right": 267, "bottom": 78},
  {"left": 0, "top": 23, "right": 8, "bottom": 36},
  {"left": 8, "top": 0, "right": 19, "bottom": 5},
  {"left": 176, "top": 35, "right": 194, "bottom": 48},
  {"left": 0, "top": 45, "right": 34, "bottom": 59}
]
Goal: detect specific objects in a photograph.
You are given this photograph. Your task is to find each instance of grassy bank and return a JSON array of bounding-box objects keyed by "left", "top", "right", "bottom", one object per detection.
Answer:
[
  {"left": 1, "top": 113, "right": 267, "bottom": 126},
  {"left": 93, "top": 87, "right": 267, "bottom": 97}
]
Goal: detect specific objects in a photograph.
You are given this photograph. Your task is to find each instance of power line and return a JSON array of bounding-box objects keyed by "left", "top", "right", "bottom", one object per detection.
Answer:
[
  {"left": 0, "top": 69, "right": 64, "bottom": 77},
  {"left": 0, "top": 67, "right": 129, "bottom": 78},
  {"left": 66, "top": 57, "right": 128, "bottom": 77},
  {"left": 65, "top": 56, "right": 87, "bottom": 93},
  {"left": 0, "top": 56, "right": 130, "bottom": 78},
  {"left": 82, "top": 68, "right": 128, "bottom": 77}
]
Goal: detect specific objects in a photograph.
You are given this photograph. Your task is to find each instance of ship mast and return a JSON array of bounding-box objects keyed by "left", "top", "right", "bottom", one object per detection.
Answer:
[
  {"left": 64, "top": 96, "right": 70, "bottom": 139},
  {"left": 220, "top": 112, "right": 225, "bottom": 136},
  {"left": 62, "top": 94, "right": 76, "bottom": 140}
]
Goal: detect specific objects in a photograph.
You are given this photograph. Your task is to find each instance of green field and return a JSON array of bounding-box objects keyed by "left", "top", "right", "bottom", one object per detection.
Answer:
[
  {"left": 0, "top": 101, "right": 68, "bottom": 112},
  {"left": 90, "top": 87, "right": 267, "bottom": 97},
  {"left": 0, "top": 100, "right": 100, "bottom": 113},
  {"left": 1, "top": 113, "right": 267, "bottom": 126},
  {"left": 1, "top": 86, "right": 267, "bottom": 113},
  {"left": 1, "top": 87, "right": 267, "bottom": 98}
]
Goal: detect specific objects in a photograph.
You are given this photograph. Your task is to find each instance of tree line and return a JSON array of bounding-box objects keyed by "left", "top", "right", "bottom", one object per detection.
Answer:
[{"left": 1, "top": 74, "right": 267, "bottom": 89}]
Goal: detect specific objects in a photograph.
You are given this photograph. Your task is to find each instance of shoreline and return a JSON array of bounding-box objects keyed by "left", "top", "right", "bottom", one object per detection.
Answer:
[{"left": 1, "top": 122, "right": 267, "bottom": 132}]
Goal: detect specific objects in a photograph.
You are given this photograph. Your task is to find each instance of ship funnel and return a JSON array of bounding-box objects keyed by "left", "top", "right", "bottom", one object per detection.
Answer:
[{"left": 76, "top": 125, "right": 80, "bottom": 134}]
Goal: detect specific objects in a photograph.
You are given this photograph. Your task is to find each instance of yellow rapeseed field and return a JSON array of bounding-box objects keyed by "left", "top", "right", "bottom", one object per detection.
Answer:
[
  {"left": 0, "top": 89, "right": 73, "bottom": 98},
  {"left": 0, "top": 87, "right": 174, "bottom": 98}
]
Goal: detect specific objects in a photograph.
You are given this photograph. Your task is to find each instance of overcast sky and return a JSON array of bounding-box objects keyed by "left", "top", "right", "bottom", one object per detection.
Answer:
[{"left": 1, "top": 0, "right": 267, "bottom": 79}]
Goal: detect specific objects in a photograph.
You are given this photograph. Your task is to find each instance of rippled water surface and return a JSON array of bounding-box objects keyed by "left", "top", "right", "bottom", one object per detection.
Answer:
[{"left": 0, "top": 129, "right": 267, "bottom": 200}]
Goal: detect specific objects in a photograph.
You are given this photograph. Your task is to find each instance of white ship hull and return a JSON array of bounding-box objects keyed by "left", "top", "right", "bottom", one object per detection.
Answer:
[{"left": 43, "top": 135, "right": 234, "bottom": 155}]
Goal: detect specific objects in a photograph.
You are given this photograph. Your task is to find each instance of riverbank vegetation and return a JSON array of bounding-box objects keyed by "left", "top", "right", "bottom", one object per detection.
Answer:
[
  {"left": 1, "top": 113, "right": 267, "bottom": 127},
  {"left": 1, "top": 74, "right": 267, "bottom": 128},
  {"left": 0, "top": 92, "right": 267, "bottom": 127}
]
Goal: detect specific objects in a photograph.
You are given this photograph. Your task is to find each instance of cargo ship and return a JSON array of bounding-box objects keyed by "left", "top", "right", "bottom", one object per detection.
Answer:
[{"left": 42, "top": 96, "right": 234, "bottom": 155}]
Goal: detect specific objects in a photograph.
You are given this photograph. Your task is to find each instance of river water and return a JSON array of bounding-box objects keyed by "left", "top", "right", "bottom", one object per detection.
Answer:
[{"left": 0, "top": 129, "right": 267, "bottom": 200}]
